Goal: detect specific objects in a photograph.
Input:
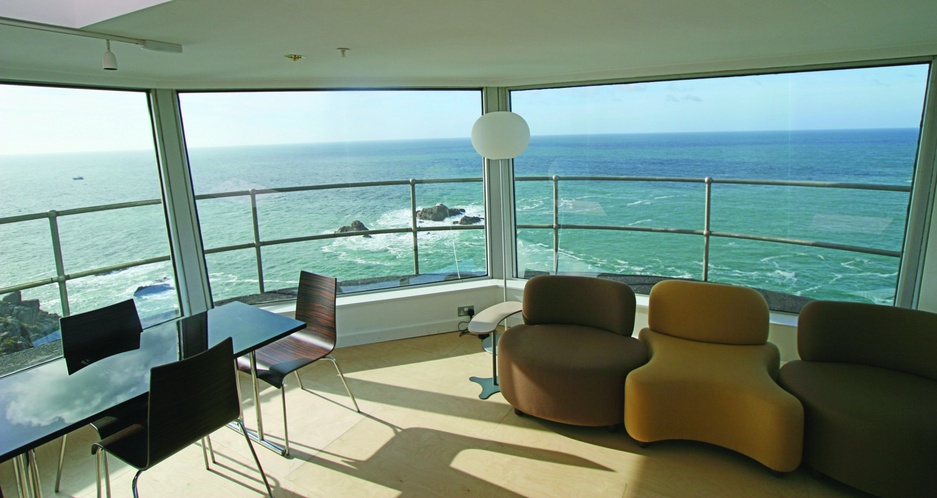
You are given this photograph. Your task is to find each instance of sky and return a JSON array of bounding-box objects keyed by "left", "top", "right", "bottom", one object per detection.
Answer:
[{"left": 0, "top": 64, "right": 930, "bottom": 155}]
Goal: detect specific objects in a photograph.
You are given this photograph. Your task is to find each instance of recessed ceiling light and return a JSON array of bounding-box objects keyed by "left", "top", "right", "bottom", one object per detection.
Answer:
[{"left": 284, "top": 54, "right": 304, "bottom": 62}]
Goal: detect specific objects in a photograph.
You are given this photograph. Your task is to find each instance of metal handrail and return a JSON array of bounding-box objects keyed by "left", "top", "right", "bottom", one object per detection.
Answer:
[
  {"left": 0, "top": 175, "right": 910, "bottom": 317},
  {"left": 515, "top": 175, "right": 910, "bottom": 276},
  {"left": 0, "top": 178, "right": 485, "bottom": 316}
]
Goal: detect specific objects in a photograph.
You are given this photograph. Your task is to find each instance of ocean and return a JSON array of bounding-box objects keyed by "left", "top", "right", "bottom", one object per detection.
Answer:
[{"left": 0, "top": 128, "right": 918, "bottom": 323}]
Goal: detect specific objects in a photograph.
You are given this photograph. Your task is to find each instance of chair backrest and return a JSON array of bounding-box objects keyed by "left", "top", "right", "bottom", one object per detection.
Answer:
[
  {"left": 294, "top": 270, "right": 338, "bottom": 349},
  {"left": 797, "top": 300, "right": 937, "bottom": 381},
  {"left": 60, "top": 299, "right": 143, "bottom": 374},
  {"left": 522, "top": 275, "right": 636, "bottom": 335},
  {"left": 647, "top": 280, "right": 769, "bottom": 345},
  {"left": 144, "top": 337, "right": 239, "bottom": 470}
]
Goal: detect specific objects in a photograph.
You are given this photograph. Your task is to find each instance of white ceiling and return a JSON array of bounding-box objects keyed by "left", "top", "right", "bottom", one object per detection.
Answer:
[{"left": 1, "top": 0, "right": 936, "bottom": 90}]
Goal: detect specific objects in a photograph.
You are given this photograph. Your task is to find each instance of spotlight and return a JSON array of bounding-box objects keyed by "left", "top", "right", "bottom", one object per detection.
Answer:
[{"left": 102, "top": 40, "right": 117, "bottom": 70}]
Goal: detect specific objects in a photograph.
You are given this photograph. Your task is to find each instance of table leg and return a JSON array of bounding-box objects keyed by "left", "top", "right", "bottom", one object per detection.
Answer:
[
  {"left": 227, "top": 352, "right": 288, "bottom": 456},
  {"left": 250, "top": 352, "right": 265, "bottom": 442}
]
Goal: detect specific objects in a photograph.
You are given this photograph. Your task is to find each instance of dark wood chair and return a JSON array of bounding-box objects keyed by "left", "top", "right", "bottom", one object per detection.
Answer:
[
  {"left": 236, "top": 271, "right": 359, "bottom": 456},
  {"left": 92, "top": 337, "right": 273, "bottom": 497},
  {"left": 55, "top": 299, "right": 146, "bottom": 494}
]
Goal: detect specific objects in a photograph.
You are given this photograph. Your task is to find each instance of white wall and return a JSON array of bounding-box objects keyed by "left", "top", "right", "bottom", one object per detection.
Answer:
[{"left": 266, "top": 277, "right": 803, "bottom": 362}]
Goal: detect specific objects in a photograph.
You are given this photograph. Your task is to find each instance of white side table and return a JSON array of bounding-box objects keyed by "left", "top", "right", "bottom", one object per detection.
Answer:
[{"left": 466, "top": 301, "right": 523, "bottom": 399}]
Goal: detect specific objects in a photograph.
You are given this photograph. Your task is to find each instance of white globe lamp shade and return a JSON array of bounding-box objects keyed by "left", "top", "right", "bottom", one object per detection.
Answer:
[{"left": 471, "top": 111, "right": 530, "bottom": 160}]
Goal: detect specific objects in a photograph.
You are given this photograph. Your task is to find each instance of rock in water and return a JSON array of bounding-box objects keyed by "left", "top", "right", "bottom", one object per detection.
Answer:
[
  {"left": 416, "top": 203, "right": 465, "bottom": 221},
  {"left": 336, "top": 220, "right": 371, "bottom": 238},
  {"left": 455, "top": 216, "right": 482, "bottom": 225}
]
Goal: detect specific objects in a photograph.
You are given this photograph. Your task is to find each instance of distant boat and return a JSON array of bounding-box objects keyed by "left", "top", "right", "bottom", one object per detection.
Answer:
[{"left": 72, "top": 176, "right": 84, "bottom": 180}]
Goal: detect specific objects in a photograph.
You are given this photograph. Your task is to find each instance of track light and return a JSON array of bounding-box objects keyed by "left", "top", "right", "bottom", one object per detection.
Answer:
[
  {"left": 102, "top": 40, "right": 117, "bottom": 70},
  {"left": 0, "top": 16, "right": 182, "bottom": 71}
]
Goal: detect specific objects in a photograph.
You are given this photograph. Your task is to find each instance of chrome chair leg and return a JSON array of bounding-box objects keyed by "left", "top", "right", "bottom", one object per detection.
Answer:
[
  {"left": 130, "top": 470, "right": 142, "bottom": 498},
  {"left": 237, "top": 419, "right": 274, "bottom": 497},
  {"left": 93, "top": 445, "right": 112, "bottom": 498},
  {"left": 12, "top": 451, "right": 42, "bottom": 498},
  {"left": 103, "top": 451, "right": 110, "bottom": 498},
  {"left": 326, "top": 355, "right": 360, "bottom": 412},
  {"left": 55, "top": 434, "right": 67, "bottom": 492},
  {"left": 281, "top": 388, "right": 290, "bottom": 457},
  {"left": 201, "top": 438, "right": 210, "bottom": 470},
  {"left": 207, "top": 435, "right": 216, "bottom": 464},
  {"left": 26, "top": 450, "right": 42, "bottom": 498},
  {"left": 94, "top": 449, "right": 102, "bottom": 498},
  {"left": 13, "top": 454, "right": 26, "bottom": 498},
  {"left": 235, "top": 363, "right": 245, "bottom": 423}
]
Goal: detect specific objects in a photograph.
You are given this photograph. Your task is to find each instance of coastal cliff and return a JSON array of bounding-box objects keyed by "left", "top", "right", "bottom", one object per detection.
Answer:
[{"left": 0, "top": 291, "right": 61, "bottom": 355}]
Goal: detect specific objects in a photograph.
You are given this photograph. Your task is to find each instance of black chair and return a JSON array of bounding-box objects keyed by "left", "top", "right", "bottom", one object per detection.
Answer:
[
  {"left": 236, "top": 271, "right": 359, "bottom": 456},
  {"left": 55, "top": 299, "right": 145, "bottom": 493},
  {"left": 92, "top": 337, "right": 273, "bottom": 497}
]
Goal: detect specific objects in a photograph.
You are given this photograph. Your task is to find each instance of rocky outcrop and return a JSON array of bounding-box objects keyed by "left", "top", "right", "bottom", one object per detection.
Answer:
[
  {"left": 455, "top": 215, "right": 482, "bottom": 225},
  {"left": 134, "top": 277, "right": 174, "bottom": 297},
  {"left": 0, "top": 292, "right": 61, "bottom": 355},
  {"left": 416, "top": 204, "right": 465, "bottom": 221},
  {"left": 336, "top": 220, "right": 371, "bottom": 238}
]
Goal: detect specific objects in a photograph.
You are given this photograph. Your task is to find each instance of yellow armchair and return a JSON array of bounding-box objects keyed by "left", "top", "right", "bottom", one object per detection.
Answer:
[{"left": 624, "top": 280, "right": 803, "bottom": 473}]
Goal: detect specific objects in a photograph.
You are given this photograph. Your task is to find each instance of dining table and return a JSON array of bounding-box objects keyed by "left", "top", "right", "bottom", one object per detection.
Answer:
[{"left": 0, "top": 300, "right": 305, "bottom": 497}]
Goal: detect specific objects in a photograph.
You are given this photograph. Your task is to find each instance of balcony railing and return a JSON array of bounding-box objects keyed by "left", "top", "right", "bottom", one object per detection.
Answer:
[
  {"left": 0, "top": 175, "right": 909, "bottom": 319},
  {"left": 0, "top": 178, "right": 487, "bottom": 318},
  {"left": 0, "top": 200, "right": 167, "bottom": 317},
  {"left": 197, "top": 178, "right": 485, "bottom": 295},
  {"left": 516, "top": 175, "right": 908, "bottom": 279}
]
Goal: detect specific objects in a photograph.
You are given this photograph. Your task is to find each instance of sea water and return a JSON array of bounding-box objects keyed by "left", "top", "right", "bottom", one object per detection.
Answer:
[{"left": 0, "top": 128, "right": 918, "bottom": 321}]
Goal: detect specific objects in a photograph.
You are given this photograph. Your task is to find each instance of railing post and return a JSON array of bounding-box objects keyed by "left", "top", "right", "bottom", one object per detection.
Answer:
[
  {"left": 552, "top": 175, "right": 560, "bottom": 274},
  {"left": 410, "top": 179, "right": 420, "bottom": 275},
  {"left": 250, "top": 189, "right": 265, "bottom": 294},
  {"left": 47, "top": 210, "right": 70, "bottom": 316},
  {"left": 703, "top": 177, "right": 713, "bottom": 282}
]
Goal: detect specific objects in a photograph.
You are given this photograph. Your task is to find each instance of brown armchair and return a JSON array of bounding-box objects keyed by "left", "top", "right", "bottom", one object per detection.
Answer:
[
  {"left": 778, "top": 300, "right": 937, "bottom": 497},
  {"left": 497, "top": 275, "right": 647, "bottom": 428}
]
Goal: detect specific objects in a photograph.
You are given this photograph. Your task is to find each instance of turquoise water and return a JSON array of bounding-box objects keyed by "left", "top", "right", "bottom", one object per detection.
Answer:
[{"left": 0, "top": 128, "right": 918, "bottom": 321}]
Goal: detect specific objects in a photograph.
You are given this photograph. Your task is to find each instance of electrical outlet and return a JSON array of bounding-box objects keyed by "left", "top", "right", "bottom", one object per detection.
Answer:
[{"left": 457, "top": 305, "right": 475, "bottom": 317}]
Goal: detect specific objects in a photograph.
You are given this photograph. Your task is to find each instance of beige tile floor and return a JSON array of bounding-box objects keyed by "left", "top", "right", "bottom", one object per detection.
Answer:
[{"left": 1, "top": 331, "right": 870, "bottom": 497}]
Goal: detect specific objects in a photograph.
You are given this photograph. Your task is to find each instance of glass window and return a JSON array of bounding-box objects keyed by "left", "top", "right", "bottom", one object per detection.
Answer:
[
  {"left": 0, "top": 84, "right": 179, "bottom": 374},
  {"left": 178, "top": 90, "right": 483, "bottom": 303},
  {"left": 511, "top": 65, "right": 929, "bottom": 312}
]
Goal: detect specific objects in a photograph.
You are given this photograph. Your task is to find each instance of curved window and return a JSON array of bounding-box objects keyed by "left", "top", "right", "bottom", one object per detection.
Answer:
[
  {"left": 178, "top": 90, "right": 483, "bottom": 304},
  {"left": 0, "top": 84, "right": 179, "bottom": 373},
  {"left": 511, "top": 65, "right": 929, "bottom": 312}
]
